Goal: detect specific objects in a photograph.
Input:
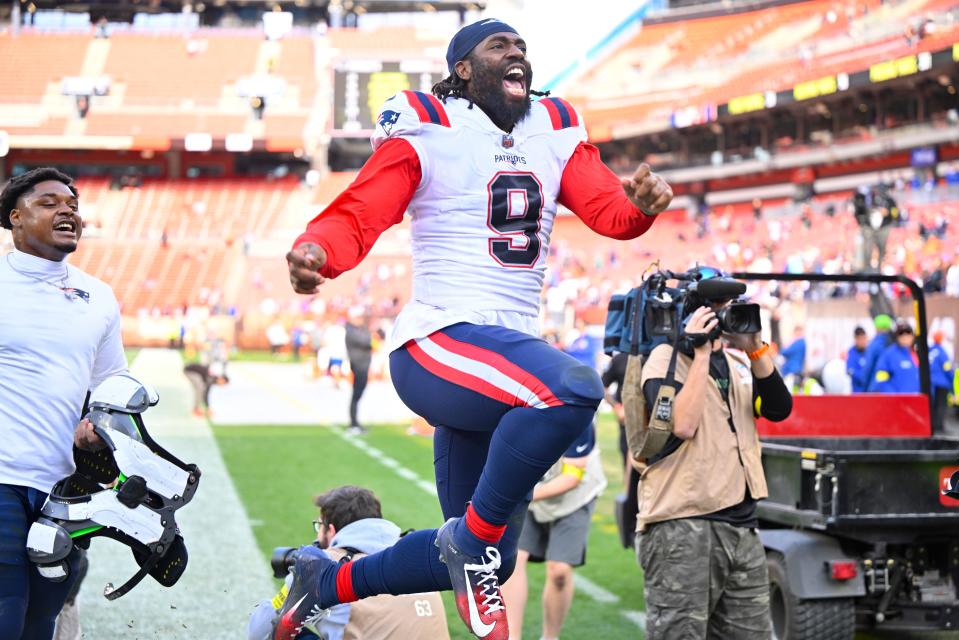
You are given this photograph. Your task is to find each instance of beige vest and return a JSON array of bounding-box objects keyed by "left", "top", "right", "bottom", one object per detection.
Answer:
[
  {"left": 326, "top": 547, "right": 450, "bottom": 639},
  {"left": 636, "top": 344, "right": 768, "bottom": 531},
  {"left": 529, "top": 447, "right": 607, "bottom": 523}
]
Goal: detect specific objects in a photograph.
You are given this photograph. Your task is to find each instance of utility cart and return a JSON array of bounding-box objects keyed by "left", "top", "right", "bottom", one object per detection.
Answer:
[{"left": 733, "top": 273, "right": 959, "bottom": 640}]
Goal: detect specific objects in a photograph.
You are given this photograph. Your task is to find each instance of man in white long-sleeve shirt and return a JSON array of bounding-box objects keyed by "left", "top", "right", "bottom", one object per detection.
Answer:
[{"left": 0, "top": 167, "right": 128, "bottom": 639}]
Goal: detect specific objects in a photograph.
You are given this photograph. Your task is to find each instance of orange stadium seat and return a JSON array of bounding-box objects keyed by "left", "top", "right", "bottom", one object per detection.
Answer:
[
  {"left": 325, "top": 26, "right": 444, "bottom": 54},
  {"left": 0, "top": 32, "right": 90, "bottom": 102},
  {"left": 72, "top": 238, "right": 231, "bottom": 312},
  {"left": 0, "top": 117, "right": 68, "bottom": 136},
  {"left": 83, "top": 112, "right": 248, "bottom": 138},
  {"left": 103, "top": 33, "right": 260, "bottom": 106},
  {"left": 74, "top": 177, "right": 300, "bottom": 241},
  {"left": 312, "top": 171, "right": 358, "bottom": 205},
  {"left": 272, "top": 35, "right": 317, "bottom": 102},
  {"left": 263, "top": 114, "right": 309, "bottom": 142}
]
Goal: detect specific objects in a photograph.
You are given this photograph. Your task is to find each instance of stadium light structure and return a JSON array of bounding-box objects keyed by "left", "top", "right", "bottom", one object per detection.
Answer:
[
  {"left": 61, "top": 76, "right": 111, "bottom": 119},
  {"left": 184, "top": 133, "right": 213, "bottom": 153},
  {"left": 262, "top": 9, "right": 292, "bottom": 40},
  {"left": 226, "top": 133, "right": 254, "bottom": 153},
  {"left": 61, "top": 76, "right": 111, "bottom": 97},
  {"left": 237, "top": 75, "right": 286, "bottom": 120}
]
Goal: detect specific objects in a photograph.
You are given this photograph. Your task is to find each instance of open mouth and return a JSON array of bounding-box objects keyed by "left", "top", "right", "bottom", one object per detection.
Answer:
[
  {"left": 53, "top": 219, "right": 78, "bottom": 238},
  {"left": 503, "top": 65, "right": 527, "bottom": 98}
]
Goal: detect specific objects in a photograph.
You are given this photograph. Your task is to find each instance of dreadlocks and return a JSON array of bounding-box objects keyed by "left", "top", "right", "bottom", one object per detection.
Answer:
[{"left": 432, "top": 71, "right": 471, "bottom": 105}]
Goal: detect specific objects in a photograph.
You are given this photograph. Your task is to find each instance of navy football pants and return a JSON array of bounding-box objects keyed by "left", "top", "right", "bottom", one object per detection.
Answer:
[
  {"left": 0, "top": 484, "right": 80, "bottom": 640},
  {"left": 346, "top": 323, "right": 602, "bottom": 600}
]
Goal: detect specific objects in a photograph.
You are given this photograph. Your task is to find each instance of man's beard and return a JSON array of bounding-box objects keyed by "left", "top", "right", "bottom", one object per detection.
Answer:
[{"left": 467, "top": 56, "right": 533, "bottom": 132}]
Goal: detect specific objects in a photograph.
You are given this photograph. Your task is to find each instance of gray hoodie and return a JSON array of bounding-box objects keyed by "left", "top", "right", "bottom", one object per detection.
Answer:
[{"left": 247, "top": 518, "right": 402, "bottom": 640}]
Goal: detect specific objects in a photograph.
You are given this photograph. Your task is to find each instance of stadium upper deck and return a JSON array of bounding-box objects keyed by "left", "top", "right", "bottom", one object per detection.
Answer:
[
  {"left": 2, "top": 1, "right": 954, "bottom": 158},
  {"left": 569, "top": 0, "right": 959, "bottom": 141},
  {"left": 0, "top": 22, "right": 445, "bottom": 156}
]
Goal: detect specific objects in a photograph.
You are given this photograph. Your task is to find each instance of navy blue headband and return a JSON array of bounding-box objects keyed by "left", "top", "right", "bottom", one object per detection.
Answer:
[{"left": 446, "top": 18, "right": 520, "bottom": 74}]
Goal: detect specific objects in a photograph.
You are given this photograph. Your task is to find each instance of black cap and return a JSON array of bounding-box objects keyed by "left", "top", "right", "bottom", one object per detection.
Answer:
[{"left": 895, "top": 322, "right": 914, "bottom": 336}]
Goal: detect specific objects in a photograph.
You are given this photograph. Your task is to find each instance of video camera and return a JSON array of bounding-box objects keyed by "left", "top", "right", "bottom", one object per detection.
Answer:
[{"left": 604, "top": 266, "right": 761, "bottom": 357}]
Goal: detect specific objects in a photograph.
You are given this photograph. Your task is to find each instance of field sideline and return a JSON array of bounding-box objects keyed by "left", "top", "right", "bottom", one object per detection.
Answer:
[
  {"left": 75, "top": 350, "right": 934, "bottom": 639},
  {"left": 213, "top": 414, "right": 647, "bottom": 639}
]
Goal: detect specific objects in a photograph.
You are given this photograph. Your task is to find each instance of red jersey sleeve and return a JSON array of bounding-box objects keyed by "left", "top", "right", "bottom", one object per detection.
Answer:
[
  {"left": 293, "top": 138, "right": 421, "bottom": 279},
  {"left": 557, "top": 142, "right": 656, "bottom": 240}
]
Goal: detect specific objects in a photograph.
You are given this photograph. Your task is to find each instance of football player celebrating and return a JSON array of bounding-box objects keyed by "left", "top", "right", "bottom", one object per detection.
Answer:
[{"left": 282, "top": 18, "right": 672, "bottom": 640}]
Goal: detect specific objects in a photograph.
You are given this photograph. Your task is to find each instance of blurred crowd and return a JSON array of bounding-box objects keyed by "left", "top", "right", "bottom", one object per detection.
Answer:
[{"left": 3, "top": 178, "right": 957, "bottom": 409}]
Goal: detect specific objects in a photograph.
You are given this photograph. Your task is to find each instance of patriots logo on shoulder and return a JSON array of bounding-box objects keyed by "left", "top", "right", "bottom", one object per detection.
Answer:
[{"left": 377, "top": 110, "right": 401, "bottom": 135}]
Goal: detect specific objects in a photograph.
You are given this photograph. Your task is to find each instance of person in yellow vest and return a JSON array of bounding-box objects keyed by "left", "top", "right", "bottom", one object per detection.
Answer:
[
  {"left": 502, "top": 424, "right": 606, "bottom": 640},
  {"left": 637, "top": 290, "right": 793, "bottom": 639},
  {"left": 248, "top": 486, "right": 449, "bottom": 640}
]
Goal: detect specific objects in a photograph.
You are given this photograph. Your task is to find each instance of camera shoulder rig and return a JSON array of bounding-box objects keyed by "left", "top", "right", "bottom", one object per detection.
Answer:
[
  {"left": 605, "top": 269, "right": 700, "bottom": 462},
  {"left": 620, "top": 322, "right": 686, "bottom": 462}
]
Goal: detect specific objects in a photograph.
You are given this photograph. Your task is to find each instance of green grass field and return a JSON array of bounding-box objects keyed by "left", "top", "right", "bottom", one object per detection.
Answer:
[{"left": 213, "top": 413, "right": 646, "bottom": 639}]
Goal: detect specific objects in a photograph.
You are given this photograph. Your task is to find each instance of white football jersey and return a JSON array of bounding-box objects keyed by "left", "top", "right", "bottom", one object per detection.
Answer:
[{"left": 371, "top": 91, "right": 586, "bottom": 348}]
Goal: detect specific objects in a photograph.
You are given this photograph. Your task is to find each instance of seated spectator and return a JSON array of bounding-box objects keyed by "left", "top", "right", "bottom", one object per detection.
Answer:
[{"left": 248, "top": 486, "right": 449, "bottom": 640}]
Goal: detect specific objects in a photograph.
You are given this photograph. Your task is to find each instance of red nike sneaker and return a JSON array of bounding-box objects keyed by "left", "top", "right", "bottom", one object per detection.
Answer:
[
  {"left": 435, "top": 518, "right": 509, "bottom": 640},
  {"left": 272, "top": 545, "right": 335, "bottom": 640}
]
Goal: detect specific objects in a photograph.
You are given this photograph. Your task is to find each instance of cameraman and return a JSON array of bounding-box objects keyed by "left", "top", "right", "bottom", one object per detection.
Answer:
[
  {"left": 636, "top": 278, "right": 792, "bottom": 639},
  {"left": 248, "top": 486, "right": 448, "bottom": 640},
  {"left": 854, "top": 185, "right": 899, "bottom": 271}
]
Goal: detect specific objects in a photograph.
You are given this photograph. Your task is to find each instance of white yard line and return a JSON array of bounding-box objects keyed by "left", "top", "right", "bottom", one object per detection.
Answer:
[{"left": 330, "top": 426, "right": 438, "bottom": 495}]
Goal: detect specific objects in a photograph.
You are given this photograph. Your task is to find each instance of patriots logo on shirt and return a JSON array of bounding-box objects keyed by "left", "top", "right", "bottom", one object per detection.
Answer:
[
  {"left": 377, "top": 110, "right": 401, "bottom": 135},
  {"left": 61, "top": 287, "right": 90, "bottom": 303}
]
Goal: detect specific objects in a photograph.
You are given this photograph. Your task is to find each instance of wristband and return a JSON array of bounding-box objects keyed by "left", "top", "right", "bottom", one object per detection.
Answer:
[
  {"left": 747, "top": 342, "right": 771, "bottom": 361},
  {"left": 560, "top": 463, "right": 585, "bottom": 480}
]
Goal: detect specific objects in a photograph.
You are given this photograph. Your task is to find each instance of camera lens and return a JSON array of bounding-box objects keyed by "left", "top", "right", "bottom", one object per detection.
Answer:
[
  {"left": 717, "top": 303, "right": 761, "bottom": 334},
  {"left": 270, "top": 546, "right": 299, "bottom": 579}
]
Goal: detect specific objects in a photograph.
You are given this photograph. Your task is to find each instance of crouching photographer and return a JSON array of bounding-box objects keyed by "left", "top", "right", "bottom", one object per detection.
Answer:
[
  {"left": 248, "top": 485, "right": 448, "bottom": 640},
  {"left": 615, "top": 267, "right": 793, "bottom": 639}
]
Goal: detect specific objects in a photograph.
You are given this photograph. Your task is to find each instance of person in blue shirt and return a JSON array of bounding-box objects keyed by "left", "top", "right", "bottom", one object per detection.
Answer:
[
  {"left": 869, "top": 323, "right": 919, "bottom": 393},
  {"left": 863, "top": 314, "right": 894, "bottom": 387},
  {"left": 846, "top": 326, "right": 870, "bottom": 393},
  {"left": 929, "top": 330, "right": 954, "bottom": 432},
  {"left": 563, "top": 322, "right": 598, "bottom": 368},
  {"left": 779, "top": 326, "right": 806, "bottom": 389}
]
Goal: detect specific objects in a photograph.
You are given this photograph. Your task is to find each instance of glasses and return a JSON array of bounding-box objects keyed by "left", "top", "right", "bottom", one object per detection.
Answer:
[{"left": 312, "top": 519, "right": 325, "bottom": 533}]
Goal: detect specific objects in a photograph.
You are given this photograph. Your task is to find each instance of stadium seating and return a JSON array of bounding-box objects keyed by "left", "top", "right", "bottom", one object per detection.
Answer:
[
  {"left": 0, "top": 32, "right": 90, "bottom": 102},
  {"left": 571, "top": 0, "right": 958, "bottom": 137},
  {"left": 325, "top": 25, "right": 444, "bottom": 54},
  {"left": 70, "top": 239, "right": 232, "bottom": 312},
  {"left": 59, "top": 162, "right": 959, "bottom": 322},
  {"left": 103, "top": 33, "right": 260, "bottom": 106},
  {"left": 75, "top": 176, "right": 302, "bottom": 240}
]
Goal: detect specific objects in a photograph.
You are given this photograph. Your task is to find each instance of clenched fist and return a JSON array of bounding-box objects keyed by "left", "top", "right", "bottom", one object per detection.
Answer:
[
  {"left": 622, "top": 163, "right": 673, "bottom": 216},
  {"left": 286, "top": 242, "right": 328, "bottom": 294}
]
